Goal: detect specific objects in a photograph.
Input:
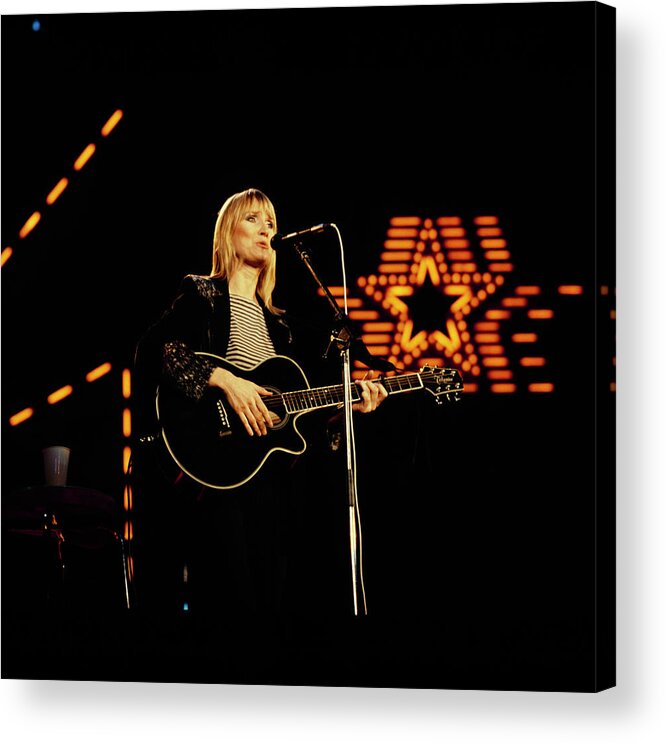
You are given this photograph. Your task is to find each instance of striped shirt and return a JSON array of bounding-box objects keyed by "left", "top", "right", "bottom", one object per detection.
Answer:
[{"left": 226, "top": 294, "right": 276, "bottom": 370}]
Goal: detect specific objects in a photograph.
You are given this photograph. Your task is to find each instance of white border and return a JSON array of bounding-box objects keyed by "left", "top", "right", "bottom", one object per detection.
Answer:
[{"left": 2, "top": 0, "right": 664, "bottom": 740}]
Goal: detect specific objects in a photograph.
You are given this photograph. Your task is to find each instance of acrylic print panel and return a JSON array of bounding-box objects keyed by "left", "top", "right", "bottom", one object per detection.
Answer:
[{"left": 1, "top": 2, "right": 615, "bottom": 692}]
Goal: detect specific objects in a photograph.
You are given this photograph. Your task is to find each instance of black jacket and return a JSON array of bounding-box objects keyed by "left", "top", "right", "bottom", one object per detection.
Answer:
[{"left": 133, "top": 275, "right": 293, "bottom": 439}]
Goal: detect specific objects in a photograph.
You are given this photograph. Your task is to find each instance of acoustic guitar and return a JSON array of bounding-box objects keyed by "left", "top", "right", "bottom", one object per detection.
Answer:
[{"left": 156, "top": 353, "right": 463, "bottom": 489}]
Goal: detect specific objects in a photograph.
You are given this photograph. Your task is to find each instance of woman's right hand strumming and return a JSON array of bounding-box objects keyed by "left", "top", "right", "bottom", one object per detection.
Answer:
[{"left": 208, "top": 366, "right": 273, "bottom": 437}]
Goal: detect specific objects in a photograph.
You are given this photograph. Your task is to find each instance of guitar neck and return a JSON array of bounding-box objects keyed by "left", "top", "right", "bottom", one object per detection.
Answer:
[{"left": 282, "top": 373, "right": 424, "bottom": 413}]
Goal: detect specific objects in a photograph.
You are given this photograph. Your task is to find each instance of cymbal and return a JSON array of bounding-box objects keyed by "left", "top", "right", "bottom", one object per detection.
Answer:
[{"left": 2, "top": 485, "right": 118, "bottom": 530}]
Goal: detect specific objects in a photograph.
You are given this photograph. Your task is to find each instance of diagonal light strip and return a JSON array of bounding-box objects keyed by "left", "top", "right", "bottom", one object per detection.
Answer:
[{"left": 2, "top": 109, "right": 124, "bottom": 267}]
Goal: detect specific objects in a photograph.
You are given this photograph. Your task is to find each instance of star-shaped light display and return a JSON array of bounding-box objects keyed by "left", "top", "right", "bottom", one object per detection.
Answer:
[{"left": 320, "top": 214, "right": 592, "bottom": 394}]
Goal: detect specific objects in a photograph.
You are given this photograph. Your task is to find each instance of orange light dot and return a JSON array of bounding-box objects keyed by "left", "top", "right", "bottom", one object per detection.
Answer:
[
  {"left": 123, "top": 446, "right": 132, "bottom": 475},
  {"left": 529, "top": 383, "right": 554, "bottom": 393},
  {"left": 381, "top": 251, "right": 413, "bottom": 261},
  {"left": 379, "top": 263, "right": 410, "bottom": 273},
  {"left": 74, "top": 143, "right": 96, "bottom": 171},
  {"left": 86, "top": 362, "right": 112, "bottom": 382},
  {"left": 19, "top": 211, "right": 41, "bottom": 239},
  {"left": 441, "top": 228, "right": 466, "bottom": 238},
  {"left": 390, "top": 217, "right": 421, "bottom": 227},
  {"left": 349, "top": 310, "right": 380, "bottom": 320},
  {"left": 387, "top": 228, "right": 418, "bottom": 238},
  {"left": 47, "top": 385, "right": 73, "bottom": 405},
  {"left": 123, "top": 408, "right": 132, "bottom": 438},
  {"left": 101, "top": 109, "right": 124, "bottom": 136},
  {"left": 491, "top": 383, "right": 516, "bottom": 393},
  {"left": 122, "top": 369, "right": 132, "bottom": 399},
  {"left": 483, "top": 357, "right": 509, "bottom": 367},
  {"left": 9, "top": 407, "right": 34, "bottom": 426},
  {"left": 478, "top": 344, "right": 505, "bottom": 355},
  {"left": 46, "top": 177, "right": 69, "bottom": 205}
]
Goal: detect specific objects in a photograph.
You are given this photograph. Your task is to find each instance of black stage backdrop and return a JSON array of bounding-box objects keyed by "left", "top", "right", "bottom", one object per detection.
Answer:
[{"left": 1, "top": 3, "right": 615, "bottom": 692}]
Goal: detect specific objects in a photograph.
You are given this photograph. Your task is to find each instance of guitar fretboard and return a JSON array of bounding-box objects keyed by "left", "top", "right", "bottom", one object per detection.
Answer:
[{"left": 282, "top": 373, "right": 425, "bottom": 413}]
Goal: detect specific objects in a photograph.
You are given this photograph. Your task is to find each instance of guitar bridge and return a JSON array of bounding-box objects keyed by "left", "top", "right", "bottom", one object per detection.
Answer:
[{"left": 215, "top": 398, "right": 232, "bottom": 437}]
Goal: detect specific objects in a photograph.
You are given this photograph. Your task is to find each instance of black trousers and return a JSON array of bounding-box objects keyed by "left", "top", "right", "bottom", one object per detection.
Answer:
[
  {"left": 187, "top": 472, "right": 290, "bottom": 630},
  {"left": 130, "top": 442, "right": 294, "bottom": 679}
]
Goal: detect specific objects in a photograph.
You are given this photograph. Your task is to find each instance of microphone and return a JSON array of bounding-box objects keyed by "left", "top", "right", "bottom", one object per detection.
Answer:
[{"left": 270, "top": 223, "right": 330, "bottom": 249}]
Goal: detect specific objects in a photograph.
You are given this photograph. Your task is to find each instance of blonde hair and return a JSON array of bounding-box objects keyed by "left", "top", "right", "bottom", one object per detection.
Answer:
[{"left": 210, "top": 188, "right": 283, "bottom": 314}]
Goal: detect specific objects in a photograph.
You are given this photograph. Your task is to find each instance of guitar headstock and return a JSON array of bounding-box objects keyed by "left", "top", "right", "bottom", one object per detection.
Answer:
[{"left": 419, "top": 365, "right": 464, "bottom": 405}]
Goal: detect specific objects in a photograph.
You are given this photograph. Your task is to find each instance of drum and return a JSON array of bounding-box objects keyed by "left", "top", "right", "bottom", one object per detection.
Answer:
[{"left": 2, "top": 485, "right": 133, "bottom": 678}]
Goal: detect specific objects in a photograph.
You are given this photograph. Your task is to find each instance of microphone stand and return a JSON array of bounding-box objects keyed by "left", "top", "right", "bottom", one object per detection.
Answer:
[{"left": 290, "top": 237, "right": 380, "bottom": 617}]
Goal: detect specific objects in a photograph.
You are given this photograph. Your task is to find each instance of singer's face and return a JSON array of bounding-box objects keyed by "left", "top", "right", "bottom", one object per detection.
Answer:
[{"left": 232, "top": 204, "right": 276, "bottom": 269}]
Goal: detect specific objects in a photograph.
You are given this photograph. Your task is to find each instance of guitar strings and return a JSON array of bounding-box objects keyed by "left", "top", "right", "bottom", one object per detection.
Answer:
[{"left": 257, "top": 369, "right": 451, "bottom": 411}]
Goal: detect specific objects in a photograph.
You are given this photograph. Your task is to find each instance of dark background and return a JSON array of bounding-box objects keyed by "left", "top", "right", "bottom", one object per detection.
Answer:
[{"left": 1, "top": 3, "right": 614, "bottom": 691}]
